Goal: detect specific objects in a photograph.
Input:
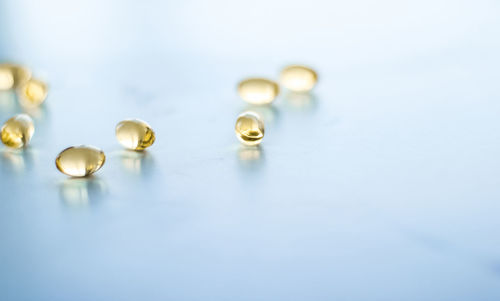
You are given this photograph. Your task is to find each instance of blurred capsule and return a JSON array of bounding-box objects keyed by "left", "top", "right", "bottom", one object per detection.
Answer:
[
  {"left": 18, "top": 78, "right": 48, "bottom": 108},
  {"left": 55, "top": 146, "right": 105, "bottom": 177},
  {"left": 280, "top": 65, "right": 318, "bottom": 92},
  {"left": 115, "top": 119, "right": 155, "bottom": 150},
  {"left": 1, "top": 114, "right": 34, "bottom": 148},
  {"left": 0, "top": 68, "right": 14, "bottom": 91},
  {"left": 0, "top": 63, "right": 31, "bottom": 90},
  {"left": 235, "top": 111, "right": 265, "bottom": 146},
  {"left": 238, "top": 78, "right": 279, "bottom": 105}
]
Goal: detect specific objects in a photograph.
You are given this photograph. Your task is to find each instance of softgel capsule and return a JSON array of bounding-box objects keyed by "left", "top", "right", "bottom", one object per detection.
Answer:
[
  {"left": 55, "top": 146, "right": 105, "bottom": 177},
  {"left": 1, "top": 114, "right": 34, "bottom": 148},
  {"left": 18, "top": 78, "right": 48, "bottom": 108},
  {"left": 235, "top": 112, "right": 265, "bottom": 146},
  {"left": 238, "top": 78, "right": 279, "bottom": 105},
  {"left": 0, "top": 63, "right": 31, "bottom": 90},
  {"left": 115, "top": 119, "right": 155, "bottom": 151},
  {"left": 280, "top": 65, "right": 318, "bottom": 92}
]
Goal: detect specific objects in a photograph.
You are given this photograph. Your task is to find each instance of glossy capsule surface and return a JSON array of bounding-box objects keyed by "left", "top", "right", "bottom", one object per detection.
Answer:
[
  {"left": 0, "top": 63, "right": 31, "bottom": 90},
  {"left": 115, "top": 119, "right": 155, "bottom": 150},
  {"left": 18, "top": 79, "right": 48, "bottom": 107},
  {"left": 55, "top": 146, "right": 105, "bottom": 177},
  {"left": 280, "top": 65, "right": 318, "bottom": 92},
  {"left": 1, "top": 114, "right": 34, "bottom": 148},
  {"left": 235, "top": 112, "right": 265, "bottom": 146},
  {"left": 238, "top": 78, "right": 279, "bottom": 105}
]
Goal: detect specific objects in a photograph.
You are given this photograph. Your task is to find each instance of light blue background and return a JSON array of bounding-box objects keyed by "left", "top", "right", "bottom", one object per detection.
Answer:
[{"left": 0, "top": 0, "right": 499, "bottom": 300}]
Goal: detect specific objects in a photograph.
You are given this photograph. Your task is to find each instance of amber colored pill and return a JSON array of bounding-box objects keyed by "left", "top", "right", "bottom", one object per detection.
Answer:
[
  {"left": 235, "top": 112, "right": 265, "bottom": 146},
  {"left": 1, "top": 114, "right": 34, "bottom": 148},
  {"left": 280, "top": 65, "right": 318, "bottom": 92},
  {"left": 238, "top": 78, "right": 279, "bottom": 105},
  {"left": 55, "top": 146, "right": 106, "bottom": 177},
  {"left": 115, "top": 119, "right": 155, "bottom": 151},
  {"left": 18, "top": 78, "right": 48, "bottom": 108},
  {"left": 0, "top": 63, "right": 31, "bottom": 90}
]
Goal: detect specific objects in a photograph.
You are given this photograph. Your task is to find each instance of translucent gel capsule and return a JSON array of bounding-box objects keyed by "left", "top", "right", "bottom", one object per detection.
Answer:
[
  {"left": 1, "top": 114, "right": 34, "bottom": 148},
  {"left": 238, "top": 78, "right": 279, "bottom": 105},
  {"left": 235, "top": 112, "right": 265, "bottom": 146},
  {"left": 0, "top": 63, "right": 31, "bottom": 90},
  {"left": 0, "top": 68, "right": 14, "bottom": 90},
  {"left": 115, "top": 119, "right": 155, "bottom": 150},
  {"left": 280, "top": 65, "right": 318, "bottom": 92},
  {"left": 18, "top": 79, "right": 48, "bottom": 108},
  {"left": 55, "top": 146, "right": 106, "bottom": 177}
]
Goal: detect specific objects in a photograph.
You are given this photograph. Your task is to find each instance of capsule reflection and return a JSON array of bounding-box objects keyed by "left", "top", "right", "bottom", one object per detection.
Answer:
[
  {"left": 59, "top": 177, "right": 107, "bottom": 206},
  {"left": 237, "top": 145, "right": 265, "bottom": 172},
  {"left": 119, "top": 150, "right": 154, "bottom": 176}
]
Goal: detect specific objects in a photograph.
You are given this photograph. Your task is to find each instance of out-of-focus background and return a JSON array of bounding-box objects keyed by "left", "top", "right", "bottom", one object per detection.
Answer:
[{"left": 0, "top": 0, "right": 499, "bottom": 300}]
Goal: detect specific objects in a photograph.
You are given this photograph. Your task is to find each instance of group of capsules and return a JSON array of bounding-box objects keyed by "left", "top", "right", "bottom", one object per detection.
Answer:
[
  {"left": 235, "top": 64, "right": 318, "bottom": 145},
  {"left": 54, "top": 119, "right": 155, "bottom": 177},
  {"left": 0, "top": 63, "right": 317, "bottom": 178},
  {"left": 0, "top": 63, "right": 156, "bottom": 177},
  {"left": 0, "top": 63, "right": 46, "bottom": 150}
]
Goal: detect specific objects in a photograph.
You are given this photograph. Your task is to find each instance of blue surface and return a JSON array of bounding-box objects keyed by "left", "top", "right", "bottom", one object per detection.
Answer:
[{"left": 0, "top": 0, "right": 500, "bottom": 300}]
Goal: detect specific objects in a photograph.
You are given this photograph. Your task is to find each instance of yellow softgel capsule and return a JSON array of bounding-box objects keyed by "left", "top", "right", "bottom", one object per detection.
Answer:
[
  {"left": 235, "top": 112, "right": 265, "bottom": 146},
  {"left": 280, "top": 65, "right": 318, "bottom": 92},
  {"left": 0, "top": 63, "right": 31, "bottom": 90},
  {"left": 55, "top": 146, "right": 106, "bottom": 177},
  {"left": 115, "top": 119, "right": 155, "bottom": 150},
  {"left": 238, "top": 78, "right": 279, "bottom": 105},
  {"left": 18, "top": 79, "right": 48, "bottom": 107},
  {"left": 1, "top": 114, "right": 34, "bottom": 148}
]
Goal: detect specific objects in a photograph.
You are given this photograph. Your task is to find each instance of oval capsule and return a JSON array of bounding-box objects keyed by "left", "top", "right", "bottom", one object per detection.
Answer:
[
  {"left": 1, "top": 114, "right": 34, "bottom": 148},
  {"left": 0, "top": 63, "right": 31, "bottom": 90},
  {"left": 18, "top": 78, "right": 48, "bottom": 108},
  {"left": 280, "top": 65, "right": 318, "bottom": 92},
  {"left": 237, "top": 78, "right": 279, "bottom": 105},
  {"left": 115, "top": 119, "right": 155, "bottom": 150},
  {"left": 235, "top": 111, "right": 265, "bottom": 146},
  {"left": 55, "top": 146, "right": 106, "bottom": 177}
]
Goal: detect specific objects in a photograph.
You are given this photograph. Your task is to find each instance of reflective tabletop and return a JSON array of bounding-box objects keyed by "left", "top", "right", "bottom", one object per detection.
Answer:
[{"left": 1, "top": 0, "right": 499, "bottom": 300}]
